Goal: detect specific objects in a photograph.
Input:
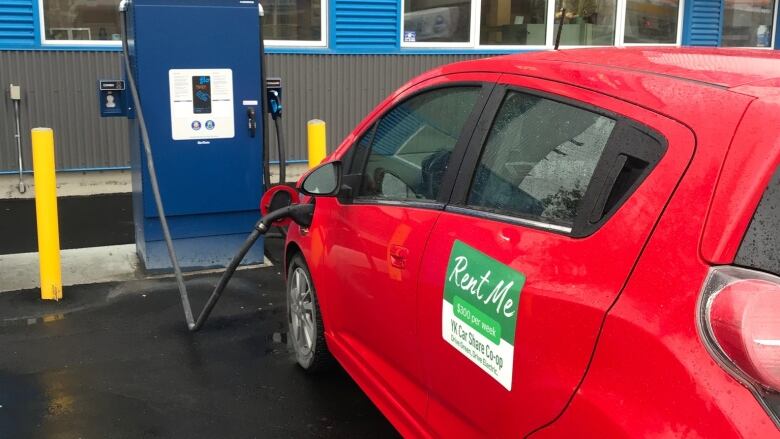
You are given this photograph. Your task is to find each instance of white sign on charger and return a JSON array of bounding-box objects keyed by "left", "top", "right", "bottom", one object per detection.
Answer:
[{"left": 169, "top": 68, "right": 235, "bottom": 141}]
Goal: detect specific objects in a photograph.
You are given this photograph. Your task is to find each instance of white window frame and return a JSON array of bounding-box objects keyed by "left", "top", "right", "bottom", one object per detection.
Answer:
[
  {"left": 401, "top": 0, "right": 685, "bottom": 49},
  {"left": 719, "top": 0, "right": 778, "bottom": 49},
  {"left": 38, "top": 0, "right": 328, "bottom": 48},
  {"left": 38, "top": 0, "right": 122, "bottom": 47}
]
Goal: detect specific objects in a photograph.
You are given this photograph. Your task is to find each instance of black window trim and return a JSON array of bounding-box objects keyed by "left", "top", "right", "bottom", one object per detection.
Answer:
[
  {"left": 339, "top": 81, "right": 496, "bottom": 211},
  {"left": 734, "top": 165, "right": 780, "bottom": 276},
  {"left": 447, "top": 205, "right": 574, "bottom": 234},
  {"left": 448, "top": 83, "right": 669, "bottom": 238}
]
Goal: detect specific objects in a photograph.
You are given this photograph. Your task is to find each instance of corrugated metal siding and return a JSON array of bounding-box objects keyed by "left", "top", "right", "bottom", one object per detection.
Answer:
[
  {"left": 0, "top": 52, "right": 484, "bottom": 171},
  {"left": 333, "top": 0, "right": 399, "bottom": 51},
  {"left": 0, "top": 0, "right": 35, "bottom": 48},
  {"left": 0, "top": 51, "right": 128, "bottom": 172},
  {"left": 683, "top": 0, "right": 723, "bottom": 46}
]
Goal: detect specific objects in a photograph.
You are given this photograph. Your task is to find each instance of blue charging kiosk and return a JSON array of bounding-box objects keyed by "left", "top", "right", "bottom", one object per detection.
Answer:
[{"left": 115, "top": 0, "right": 265, "bottom": 271}]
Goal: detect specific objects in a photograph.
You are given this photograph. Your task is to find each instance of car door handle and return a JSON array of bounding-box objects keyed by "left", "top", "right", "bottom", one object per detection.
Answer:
[{"left": 389, "top": 245, "right": 410, "bottom": 269}]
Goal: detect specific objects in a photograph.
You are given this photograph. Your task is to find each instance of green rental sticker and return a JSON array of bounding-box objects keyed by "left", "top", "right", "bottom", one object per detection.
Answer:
[{"left": 442, "top": 240, "right": 525, "bottom": 390}]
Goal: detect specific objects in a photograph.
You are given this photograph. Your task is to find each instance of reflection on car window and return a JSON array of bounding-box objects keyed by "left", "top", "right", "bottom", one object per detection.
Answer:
[
  {"left": 468, "top": 91, "right": 615, "bottom": 227},
  {"left": 343, "top": 125, "right": 375, "bottom": 176},
  {"left": 358, "top": 87, "right": 480, "bottom": 201}
]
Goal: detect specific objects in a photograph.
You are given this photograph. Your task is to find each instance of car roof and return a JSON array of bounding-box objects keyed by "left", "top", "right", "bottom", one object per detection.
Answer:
[{"left": 455, "top": 47, "right": 780, "bottom": 90}]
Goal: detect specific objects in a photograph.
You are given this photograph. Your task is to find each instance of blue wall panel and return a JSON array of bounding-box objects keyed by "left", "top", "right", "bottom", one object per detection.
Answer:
[
  {"left": 0, "top": 0, "right": 35, "bottom": 48},
  {"left": 333, "top": 0, "right": 399, "bottom": 52},
  {"left": 683, "top": 0, "right": 723, "bottom": 46},
  {"left": 776, "top": 11, "right": 780, "bottom": 48}
]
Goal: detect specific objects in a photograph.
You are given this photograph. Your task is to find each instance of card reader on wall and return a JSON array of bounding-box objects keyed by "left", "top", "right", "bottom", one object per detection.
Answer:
[{"left": 98, "top": 79, "right": 127, "bottom": 117}]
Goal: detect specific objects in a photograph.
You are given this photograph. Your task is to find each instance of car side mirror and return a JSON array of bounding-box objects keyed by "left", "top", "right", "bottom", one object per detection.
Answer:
[{"left": 300, "top": 161, "right": 342, "bottom": 197}]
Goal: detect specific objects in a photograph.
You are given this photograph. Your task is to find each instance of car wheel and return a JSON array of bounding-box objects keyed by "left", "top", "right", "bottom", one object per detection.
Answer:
[{"left": 287, "top": 253, "right": 333, "bottom": 371}]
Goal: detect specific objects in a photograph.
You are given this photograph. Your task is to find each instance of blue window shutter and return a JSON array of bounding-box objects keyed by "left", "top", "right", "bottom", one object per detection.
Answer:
[
  {"left": 0, "top": 0, "right": 35, "bottom": 48},
  {"left": 683, "top": 0, "right": 723, "bottom": 46},
  {"left": 333, "top": 0, "right": 398, "bottom": 52}
]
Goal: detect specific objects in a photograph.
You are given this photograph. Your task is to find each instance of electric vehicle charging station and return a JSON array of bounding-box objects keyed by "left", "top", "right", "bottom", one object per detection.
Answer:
[
  {"left": 99, "top": 0, "right": 307, "bottom": 331},
  {"left": 102, "top": 0, "right": 267, "bottom": 272}
]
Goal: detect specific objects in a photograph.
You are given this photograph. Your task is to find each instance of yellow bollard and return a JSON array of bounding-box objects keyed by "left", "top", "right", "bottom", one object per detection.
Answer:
[
  {"left": 307, "top": 119, "right": 327, "bottom": 169},
  {"left": 31, "top": 128, "right": 62, "bottom": 301}
]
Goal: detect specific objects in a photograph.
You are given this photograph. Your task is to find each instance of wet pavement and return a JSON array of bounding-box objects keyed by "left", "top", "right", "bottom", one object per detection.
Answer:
[
  {"left": 0, "top": 267, "right": 398, "bottom": 438},
  {"left": 0, "top": 194, "right": 134, "bottom": 255}
]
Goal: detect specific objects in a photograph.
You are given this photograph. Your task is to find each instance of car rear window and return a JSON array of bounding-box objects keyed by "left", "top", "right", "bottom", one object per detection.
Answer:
[
  {"left": 467, "top": 90, "right": 616, "bottom": 228},
  {"left": 735, "top": 166, "right": 780, "bottom": 275}
]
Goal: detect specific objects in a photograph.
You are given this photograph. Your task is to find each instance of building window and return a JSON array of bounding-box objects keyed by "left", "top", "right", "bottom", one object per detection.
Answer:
[
  {"left": 722, "top": 0, "right": 777, "bottom": 48},
  {"left": 403, "top": 0, "right": 473, "bottom": 44},
  {"left": 262, "top": 0, "right": 326, "bottom": 46},
  {"left": 41, "top": 0, "right": 122, "bottom": 44},
  {"left": 554, "top": 0, "right": 617, "bottom": 45},
  {"left": 39, "top": 0, "right": 327, "bottom": 47},
  {"left": 480, "top": 0, "right": 548, "bottom": 46},
  {"left": 402, "top": 0, "right": 682, "bottom": 48},
  {"left": 623, "top": 0, "right": 680, "bottom": 44}
]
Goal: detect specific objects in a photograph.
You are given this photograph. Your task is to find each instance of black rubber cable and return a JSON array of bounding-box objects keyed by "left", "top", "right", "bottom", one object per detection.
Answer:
[
  {"left": 119, "top": 6, "right": 195, "bottom": 328},
  {"left": 258, "top": 4, "right": 286, "bottom": 187},
  {"left": 259, "top": 9, "right": 271, "bottom": 189},
  {"left": 274, "top": 117, "right": 286, "bottom": 185},
  {"left": 191, "top": 203, "right": 311, "bottom": 330}
]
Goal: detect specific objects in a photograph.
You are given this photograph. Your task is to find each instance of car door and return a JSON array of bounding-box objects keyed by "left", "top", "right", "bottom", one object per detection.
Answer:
[
  {"left": 417, "top": 75, "right": 696, "bottom": 437},
  {"left": 314, "top": 74, "right": 499, "bottom": 424}
]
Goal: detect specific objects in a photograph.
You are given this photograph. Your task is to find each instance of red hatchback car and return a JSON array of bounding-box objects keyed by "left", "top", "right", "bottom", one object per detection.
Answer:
[{"left": 284, "top": 47, "right": 780, "bottom": 437}]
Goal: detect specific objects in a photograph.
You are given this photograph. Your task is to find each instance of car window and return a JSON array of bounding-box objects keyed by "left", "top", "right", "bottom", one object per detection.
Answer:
[
  {"left": 357, "top": 87, "right": 480, "bottom": 202},
  {"left": 467, "top": 91, "right": 616, "bottom": 228},
  {"left": 736, "top": 166, "right": 780, "bottom": 276},
  {"left": 342, "top": 125, "right": 375, "bottom": 176}
]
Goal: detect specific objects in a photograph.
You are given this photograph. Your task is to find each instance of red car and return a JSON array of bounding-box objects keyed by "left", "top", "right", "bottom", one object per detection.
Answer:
[{"left": 284, "top": 47, "right": 780, "bottom": 437}]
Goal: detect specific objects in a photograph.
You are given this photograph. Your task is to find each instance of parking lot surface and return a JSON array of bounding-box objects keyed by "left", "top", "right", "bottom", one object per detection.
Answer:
[
  {"left": 0, "top": 267, "right": 397, "bottom": 438},
  {"left": 0, "top": 194, "right": 134, "bottom": 255}
]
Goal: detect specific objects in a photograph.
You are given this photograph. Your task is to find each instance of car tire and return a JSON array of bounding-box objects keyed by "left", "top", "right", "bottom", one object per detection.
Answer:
[{"left": 286, "top": 253, "right": 334, "bottom": 372}]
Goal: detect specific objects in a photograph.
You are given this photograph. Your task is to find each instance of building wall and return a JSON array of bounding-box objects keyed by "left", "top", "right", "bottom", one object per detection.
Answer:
[
  {"left": 0, "top": 51, "right": 128, "bottom": 172},
  {"left": 2, "top": 0, "right": 778, "bottom": 172},
  {"left": 0, "top": 52, "right": 484, "bottom": 172}
]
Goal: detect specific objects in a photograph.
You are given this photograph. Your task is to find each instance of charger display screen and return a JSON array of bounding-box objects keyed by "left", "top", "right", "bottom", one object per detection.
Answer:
[{"left": 192, "top": 76, "right": 212, "bottom": 114}]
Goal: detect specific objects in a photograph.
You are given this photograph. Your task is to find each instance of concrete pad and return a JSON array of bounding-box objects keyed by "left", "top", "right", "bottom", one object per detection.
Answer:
[
  {"left": 270, "top": 162, "right": 310, "bottom": 184},
  {"left": 0, "top": 170, "right": 131, "bottom": 200},
  {"left": 0, "top": 244, "right": 139, "bottom": 293},
  {"left": 0, "top": 163, "right": 310, "bottom": 200},
  {"left": 0, "top": 244, "right": 273, "bottom": 293}
]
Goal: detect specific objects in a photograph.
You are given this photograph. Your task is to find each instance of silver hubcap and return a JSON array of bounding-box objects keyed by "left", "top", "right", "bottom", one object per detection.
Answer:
[{"left": 289, "top": 267, "right": 315, "bottom": 357}]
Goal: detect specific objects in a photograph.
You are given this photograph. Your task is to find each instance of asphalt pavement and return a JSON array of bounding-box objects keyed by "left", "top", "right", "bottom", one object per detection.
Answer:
[
  {"left": 0, "top": 194, "right": 134, "bottom": 255},
  {"left": 0, "top": 194, "right": 398, "bottom": 438}
]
